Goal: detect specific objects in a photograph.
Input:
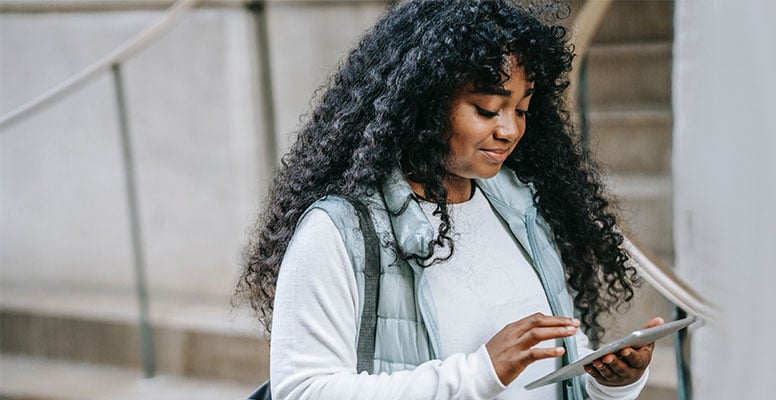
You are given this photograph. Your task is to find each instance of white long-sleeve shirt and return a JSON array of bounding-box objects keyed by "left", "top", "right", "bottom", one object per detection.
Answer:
[{"left": 270, "top": 187, "right": 647, "bottom": 399}]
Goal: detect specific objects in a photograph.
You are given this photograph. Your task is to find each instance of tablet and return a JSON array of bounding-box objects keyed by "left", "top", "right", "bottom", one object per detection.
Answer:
[{"left": 524, "top": 316, "right": 696, "bottom": 390}]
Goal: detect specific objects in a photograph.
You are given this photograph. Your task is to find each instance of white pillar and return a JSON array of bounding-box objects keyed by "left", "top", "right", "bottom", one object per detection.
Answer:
[{"left": 673, "top": 1, "right": 776, "bottom": 398}]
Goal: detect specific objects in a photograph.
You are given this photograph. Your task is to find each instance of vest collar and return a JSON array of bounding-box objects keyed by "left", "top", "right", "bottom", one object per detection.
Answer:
[
  {"left": 382, "top": 168, "right": 435, "bottom": 259},
  {"left": 474, "top": 167, "right": 536, "bottom": 215},
  {"left": 380, "top": 167, "right": 536, "bottom": 259}
]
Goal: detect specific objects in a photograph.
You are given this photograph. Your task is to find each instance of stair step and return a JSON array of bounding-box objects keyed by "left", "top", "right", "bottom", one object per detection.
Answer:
[
  {"left": 592, "top": 0, "right": 674, "bottom": 44},
  {"left": 605, "top": 174, "right": 673, "bottom": 258},
  {"left": 1, "top": 299, "right": 677, "bottom": 400},
  {"left": 588, "top": 107, "right": 672, "bottom": 174},
  {"left": 0, "top": 286, "right": 269, "bottom": 385},
  {"left": 640, "top": 343, "right": 679, "bottom": 399},
  {"left": 0, "top": 345, "right": 677, "bottom": 400},
  {"left": 648, "top": 341, "right": 679, "bottom": 389},
  {"left": 586, "top": 42, "right": 672, "bottom": 108},
  {"left": 0, "top": 354, "right": 256, "bottom": 400}
]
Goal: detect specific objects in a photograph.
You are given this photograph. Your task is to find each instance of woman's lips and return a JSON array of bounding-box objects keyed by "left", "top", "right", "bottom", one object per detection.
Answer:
[{"left": 480, "top": 148, "right": 511, "bottom": 162}]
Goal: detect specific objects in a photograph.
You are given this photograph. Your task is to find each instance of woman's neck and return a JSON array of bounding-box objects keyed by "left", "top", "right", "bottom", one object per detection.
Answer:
[{"left": 408, "top": 175, "right": 474, "bottom": 204}]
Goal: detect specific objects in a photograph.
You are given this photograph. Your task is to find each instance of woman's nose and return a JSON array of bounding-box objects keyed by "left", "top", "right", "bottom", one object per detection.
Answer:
[{"left": 494, "top": 119, "right": 520, "bottom": 140}]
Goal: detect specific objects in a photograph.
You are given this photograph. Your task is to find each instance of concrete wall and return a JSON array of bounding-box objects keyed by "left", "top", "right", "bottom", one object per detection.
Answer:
[
  {"left": 0, "top": 1, "right": 387, "bottom": 300},
  {"left": 673, "top": 1, "right": 776, "bottom": 398},
  {"left": 265, "top": 1, "right": 388, "bottom": 153}
]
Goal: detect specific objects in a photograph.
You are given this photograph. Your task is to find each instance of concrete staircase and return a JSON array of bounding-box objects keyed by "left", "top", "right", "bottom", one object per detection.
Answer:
[
  {"left": 586, "top": 1, "right": 674, "bottom": 259},
  {"left": 583, "top": 1, "right": 678, "bottom": 398},
  {"left": 0, "top": 286, "right": 266, "bottom": 399}
]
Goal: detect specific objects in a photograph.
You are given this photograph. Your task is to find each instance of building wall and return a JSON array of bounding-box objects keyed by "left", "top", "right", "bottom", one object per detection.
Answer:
[
  {"left": 673, "top": 1, "right": 776, "bottom": 398},
  {"left": 0, "top": 1, "right": 387, "bottom": 299}
]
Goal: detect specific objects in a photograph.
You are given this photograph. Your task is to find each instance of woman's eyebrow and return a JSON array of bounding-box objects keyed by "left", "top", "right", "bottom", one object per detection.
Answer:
[
  {"left": 470, "top": 86, "right": 535, "bottom": 98},
  {"left": 471, "top": 87, "right": 512, "bottom": 96}
]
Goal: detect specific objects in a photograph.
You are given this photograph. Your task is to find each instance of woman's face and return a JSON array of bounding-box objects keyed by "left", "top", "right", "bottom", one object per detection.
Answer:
[{"left": 446, "top": 65, "right": 534, "bottom": 180}]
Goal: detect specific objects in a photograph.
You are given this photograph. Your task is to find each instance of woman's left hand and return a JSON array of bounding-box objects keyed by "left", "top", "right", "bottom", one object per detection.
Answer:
[{"left": 584, "top": 317, "right": 665, "bottom": 387}]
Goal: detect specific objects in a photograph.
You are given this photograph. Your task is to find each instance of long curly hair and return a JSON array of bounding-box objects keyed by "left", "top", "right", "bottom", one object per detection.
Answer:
[{"left": 237, "top": 0, "right": 639, "bottom": 345}]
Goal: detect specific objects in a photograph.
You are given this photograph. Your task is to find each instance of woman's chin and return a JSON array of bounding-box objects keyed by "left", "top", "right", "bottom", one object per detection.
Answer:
[{"left": 472, "top": 165, "right": 505, "bottom": 180}]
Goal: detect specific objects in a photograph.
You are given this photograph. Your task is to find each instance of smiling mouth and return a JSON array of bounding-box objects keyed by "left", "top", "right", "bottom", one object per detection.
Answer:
[{"left": 480, "top": 148, "right": 511, "bottom": 162}]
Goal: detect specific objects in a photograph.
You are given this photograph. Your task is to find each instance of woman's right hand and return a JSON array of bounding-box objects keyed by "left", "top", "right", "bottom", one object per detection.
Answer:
[{"left": 485, "top": 312, "right": 580, "bottom": 385}]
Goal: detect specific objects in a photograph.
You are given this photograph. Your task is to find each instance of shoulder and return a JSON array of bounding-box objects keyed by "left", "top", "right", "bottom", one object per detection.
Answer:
[
  {"left": 303, "top": 193, "right": 387, "bottom": 233},
  {"left": 304, "top": 196, "right": 357, "bottom": 219},
  {"left": 299, "top": 195, "right": 373, "bottom": 274},
  {"left": 302, "top": 196, "right": 361, "bottom": 235}
]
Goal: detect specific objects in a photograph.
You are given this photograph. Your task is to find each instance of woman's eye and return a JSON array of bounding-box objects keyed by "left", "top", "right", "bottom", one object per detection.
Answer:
[
  {"left": 516, "top": 109, "right": 529, "bottom": 118},
  {"left": 475, "top": 105, "right": 499, "bottom": 118}
]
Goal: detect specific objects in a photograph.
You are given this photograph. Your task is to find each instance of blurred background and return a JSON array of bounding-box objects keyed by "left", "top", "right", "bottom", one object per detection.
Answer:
[{"left": 1, "top": 0, "right": 773, "bottom": 399}]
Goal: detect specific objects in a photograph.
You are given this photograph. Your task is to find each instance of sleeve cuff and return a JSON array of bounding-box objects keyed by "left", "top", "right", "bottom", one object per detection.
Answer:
[
  {"left": 476, "top": 344, "right": 508, "bottom": 397},
  {"left": 585, "top": 368, "right": 650, "bottom": 400}
]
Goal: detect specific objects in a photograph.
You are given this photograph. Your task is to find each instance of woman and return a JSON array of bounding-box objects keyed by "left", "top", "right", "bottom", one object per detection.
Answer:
[{"left": 238, "top": 1, "right": 662, "bottom": 398}]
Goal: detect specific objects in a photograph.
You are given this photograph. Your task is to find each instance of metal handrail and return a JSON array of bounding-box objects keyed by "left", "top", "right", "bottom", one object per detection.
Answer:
[
  {"left": 0, "top": 0, "right": 207, "bottom": 379},
  {"left": 623, "top": 237, "right": 717, "bottom": 322},
  {"left": 0, "top": 0, "right": 203, "bottom": 129},
  {"left": 568, "top": 0, "right": 613, "bottom": 107}
]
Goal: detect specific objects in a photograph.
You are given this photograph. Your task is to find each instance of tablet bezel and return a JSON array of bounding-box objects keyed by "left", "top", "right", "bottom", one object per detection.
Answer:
[{"left": 524, "top": 316, "right": 696, "bottom": 390}]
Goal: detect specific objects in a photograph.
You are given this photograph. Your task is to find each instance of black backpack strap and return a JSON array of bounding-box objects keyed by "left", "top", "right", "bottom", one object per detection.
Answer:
[
  {"left": 247, "top": 198, "right": 381, "bottom": 399},
  {"left": 351, "top": 199, "right": 381, "bottom": 374},
  {"left": 247, "top": 382, "right": 270, "bottom": 400}
]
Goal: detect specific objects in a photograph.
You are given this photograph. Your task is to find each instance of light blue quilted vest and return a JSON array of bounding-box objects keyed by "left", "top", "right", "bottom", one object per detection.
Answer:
[{"left": 301, "top": 168, "right": 585, "bottom": 399}]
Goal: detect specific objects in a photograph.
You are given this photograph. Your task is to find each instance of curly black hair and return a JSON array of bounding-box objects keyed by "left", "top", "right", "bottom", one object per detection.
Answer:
[{"left": 237, "top": 0, "right": 639, "bottom": 345}]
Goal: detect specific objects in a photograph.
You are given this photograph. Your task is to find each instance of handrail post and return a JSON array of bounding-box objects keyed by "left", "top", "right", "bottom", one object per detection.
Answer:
[
  {"left": 111, "top": 62, "right": 156, "bottom": 378},
  {"left": 248, "top": 0, "right": 278, "bottom": 170},
  {"left": 673, "top": 306, "right": 692, "bottom": 400}
]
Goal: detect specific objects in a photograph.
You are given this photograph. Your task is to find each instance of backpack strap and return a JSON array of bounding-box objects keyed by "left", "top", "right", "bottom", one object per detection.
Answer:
[
  {"left": 351, "top": 199, "right": 381, "bottom": 374},
  {"left": 247, "top": 198, "right": 381, "bottom": 399}
]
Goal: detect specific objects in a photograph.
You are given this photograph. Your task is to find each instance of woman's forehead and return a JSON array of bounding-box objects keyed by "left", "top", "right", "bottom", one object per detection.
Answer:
[{"left": 469, "top": 64, "right": 534, "bottom": 93}]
